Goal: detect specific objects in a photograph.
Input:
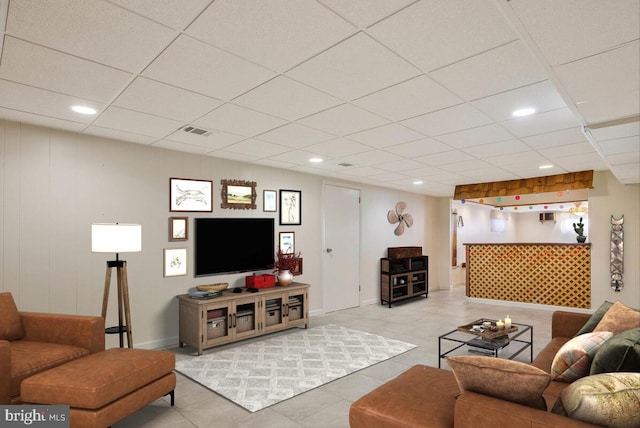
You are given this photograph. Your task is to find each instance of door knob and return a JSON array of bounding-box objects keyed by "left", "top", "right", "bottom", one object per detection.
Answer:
[{"left": 326, "top": 248, "right": 333, "bottom": 253}]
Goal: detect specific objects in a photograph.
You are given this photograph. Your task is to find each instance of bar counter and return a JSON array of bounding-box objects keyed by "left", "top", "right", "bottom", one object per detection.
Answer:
[{"left": 465, "top": 243, "right": 591, "bottom": 309}]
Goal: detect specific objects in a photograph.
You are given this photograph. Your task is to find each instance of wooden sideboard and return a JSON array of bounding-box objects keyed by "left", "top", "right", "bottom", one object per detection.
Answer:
[{"left": 177, "top": 282, "right": 309, "bottom": 355}]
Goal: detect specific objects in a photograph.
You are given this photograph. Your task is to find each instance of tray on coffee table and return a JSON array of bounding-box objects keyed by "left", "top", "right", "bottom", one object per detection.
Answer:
[{"left": 457, "top": 318, "right": 517, "bottom": 339}]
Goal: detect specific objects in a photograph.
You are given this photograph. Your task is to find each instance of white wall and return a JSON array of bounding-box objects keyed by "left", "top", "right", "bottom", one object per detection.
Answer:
[
  {"left": 0, "top": 120, "right": 440, "bottom": 348},
  {"left": 516, "top": 212, "right": 588, "bottom": 243}
]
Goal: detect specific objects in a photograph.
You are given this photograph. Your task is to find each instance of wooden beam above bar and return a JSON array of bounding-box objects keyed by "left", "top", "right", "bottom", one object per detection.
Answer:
[{"left": 453, "top": 170, "right": 593, "bottom": 200}]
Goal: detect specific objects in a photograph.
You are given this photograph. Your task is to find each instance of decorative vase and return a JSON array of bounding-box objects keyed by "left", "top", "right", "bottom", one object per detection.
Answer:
[
  {"left": 576, "top": 235, "right": 587, "bottom": 243},
  {"left": 277, "top": 269, "right": 293, "bottom": 286}
]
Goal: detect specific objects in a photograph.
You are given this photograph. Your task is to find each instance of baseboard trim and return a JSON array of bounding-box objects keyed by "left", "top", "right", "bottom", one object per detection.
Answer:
[{"left": 466, "top": 296, "right": 593, "bottom": 313}]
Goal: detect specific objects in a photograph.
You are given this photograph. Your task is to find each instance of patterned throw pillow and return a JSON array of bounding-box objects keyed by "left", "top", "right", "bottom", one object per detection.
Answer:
[
  {"left": 447, "top": 355, "right": 551, "bottom": 410},
  {"left": 551, "top": 331, "right": 613, "bottom": 382},
  {"left": 552, "top": 372, "right": 640, "bottom": 428}
]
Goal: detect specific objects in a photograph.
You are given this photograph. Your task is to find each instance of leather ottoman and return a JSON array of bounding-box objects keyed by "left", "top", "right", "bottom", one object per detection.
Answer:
[
  {"left": 21, "top": 348, "right": 176, "bottom": 428},
  {"left": 349, "top": 365, "right": 460, "bottom": 428}
]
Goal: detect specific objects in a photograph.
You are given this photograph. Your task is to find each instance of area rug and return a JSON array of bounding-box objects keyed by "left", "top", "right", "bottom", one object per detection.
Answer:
[{"left": 175, "top": 324, "right": 416, "bottom": 412}]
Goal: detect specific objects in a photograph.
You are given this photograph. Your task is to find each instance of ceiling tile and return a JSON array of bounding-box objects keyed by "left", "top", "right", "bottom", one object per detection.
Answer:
[
  {"left": 318, "top": 0, "right": 415, "bottom": 28},
  {"left": 431, "top": 41, "right": 548, "bottom": 101},
  {"left": 368, "top": 0, "right": 517, "bottom": 71},
  {"left": 194, "top": 103, "right": 287, "bottom": 136},
  {"left": 414, "top": 150, "right": 476, "bottom": 166},
  {"left": 339, "top": 149, "right": 404, "bottom": 166},
  {"left": 436, "top": 124, "right": 514, "bottom": 149},
  {"left": 270, "top": 150, "right": 329, "bottom": 165},
  {"left": 459, "top": 167, "right": 520, "bottom": 182},
  {"left": 502, "top": 108, "right": 580, "bottom": 138},
  {"left": 554, "top": 41, "right": 640, "bottom": 105},
  {"left": 551, "top": 152, "right": 609, "bottom": 172},
  {"left": 114, "top": 77, "right": 223, "bottom": 122},
  {"left": 257, "top": 123, "right": 335, "bottom": 148},
  {"left": 143, "top": 35, "right": 275, "bottom": 100},
  {"left": 222, "top": 138, "right": 291, "bottom": 158},
  {"left": 471, "top": 80, "right": 566, "bottom": 122},
  {"left": 353, "top": 75, "right": 463, "bottom": 121},
  {"left": 298, "top": 103, "right": 389, "bottom": 135},
  {"left": 0, "top": 108, "right": 86, "bottom": 133},
  {"left": 507, "top": 0, "right": 640, "bottom": 66},
  {"left": 0, "top": 80, "right": 104, "bottom": 123},
  {"left": 377, "top": 158, "right": 428, "bottom": 172},
  {"left": 577, "top": 89, "right": 640, "bottom": 124},
  {"left": 6, "top": 0, "right": 177, "bottom": 72},
  {"left": 84, "top": 126, "right": 158, "bottom": 145},
  {"left": 0, "top": 37, "right": 132, "bottom": 103},
  {"left": 207, "top": 150, "right": 261, "bottom": 163},
  {"left": 287, "top": 32, "right": 420, "bottom": 100},
  {"left": 538, "top": 141, "right": 599, "bottom": 159},
  {"left": 306, "top": 138, "right": 372, "bottom": 157},
  {"left": 108, "top": 0, "right": 212, "bottom": 30},
  {"left": 439, "top": 159, "right": 494, "bottom": 173},
  {"left": 186, "top": 0, "right": 356, "bottom": 72},
  {"left": 400, "top": 103, "right": 492, "bottom": 137},
  {"left": 151, "top": 139, "right": 214, "bottom": 154},
  {"left": 385, "top": 138, "right": 453, "bottom": 158},
  {"left": 347, "top": 123, "right": 424, "bottom": 148},
  {"left": 462, "top": 139, "right": 530, "bottom": 158},
  {"left": 338, "top": 165, "right": 388, "bottom": 177},
  {"left": 607, "top": 150, "right": 640, "bottom": 166},
  {"left": 485, "top": 150, "right": 545, "bottom": 168},
  {"left": 164, "top": 127, "right": 244, "bottom": 149},
  {"left": 596, "top": 135, "right": 640, "bottom": 156},
  {"left": 233, "top": 76, "right": 341, "bottom": 120},
  {"left": 93, "top": 106, "right": 184, "bottom": 138},
  {"left": 523, "top": 127, "right": 588, "bottom": 150}
]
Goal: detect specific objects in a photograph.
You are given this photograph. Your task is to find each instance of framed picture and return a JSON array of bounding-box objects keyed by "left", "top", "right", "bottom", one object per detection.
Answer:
[
  {"left": 292, "top": 258, "right": 303, "bottom": 276},
  {"left": 279, "top": 190, "right": 301, "bottom": 225},
  {"left": 169, "top": 217, "right": 188, "bottom": 241},
  {"left": 164, "top": 248, "right": 187, "bottom": 277},
  {"left": 279, "top": 231, "right": 295, "bottom": 254},
  {"left": 220, "top": 179, "right": 257, "bottom": 210},
  {"left": 263, "top": 190, "right": 277, "bottom": 212},
  {"left": 170, "top": 178, "right": 212, "bottom": 212}
]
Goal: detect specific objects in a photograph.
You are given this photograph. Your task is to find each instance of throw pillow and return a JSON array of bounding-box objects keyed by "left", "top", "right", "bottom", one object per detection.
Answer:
[
  {"left": 593, "top": 301, "right": 640, "bottom": 335},
  {"left": 551, "top": 372, "right": 640, "bottom": 428},
  {"left": 551, "top": 331, "right": 613, "bottom": 382},
  {"left": 446, "top": 355, "right": 551, "bottom": 410},
  {"left": 590, "top": 328, "right": 640, "bottom": 375},
  {"left": 575, "top": 300, "right": 613, "bottom": 336},
  {"left": 0, "top": 292, "right": 25, "bottom": 340}
]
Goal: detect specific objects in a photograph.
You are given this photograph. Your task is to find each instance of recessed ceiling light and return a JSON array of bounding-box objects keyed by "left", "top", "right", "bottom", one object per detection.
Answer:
[
  {"left": 539, "top": 164, "right": 553, "bottom": 169},
  {"left": 309, "top": 157, "right": 323, "bottom": 163},
  {"left": 71, "top": 105, "right": 97, "bottom": 115},
  {"left": 413, "top": 180, "right": 423, "bottom": 185},
  {"left": 512, "top": 108, "right": 536, "bottom": 117}
]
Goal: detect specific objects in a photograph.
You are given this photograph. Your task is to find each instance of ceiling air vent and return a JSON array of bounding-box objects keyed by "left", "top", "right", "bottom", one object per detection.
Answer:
[
  {"left": 339, "top": 162, "right": 353, "bottom": 167},
  {"left": 182, "top": 125, "right": 211, "bottom": 136}
]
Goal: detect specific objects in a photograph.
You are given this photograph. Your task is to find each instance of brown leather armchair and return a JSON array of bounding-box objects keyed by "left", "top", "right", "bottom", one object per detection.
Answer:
[{"left": 0, "top": 292, "right": 105, "bottom": 404}]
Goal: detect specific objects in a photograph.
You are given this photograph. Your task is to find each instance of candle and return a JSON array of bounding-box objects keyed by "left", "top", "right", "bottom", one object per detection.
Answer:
[
  {"left": 496, "top": 320, "right": 505, "bottom": 330},
  {"left": 505, "top": 315, "right": 512, "bottom": 329}
]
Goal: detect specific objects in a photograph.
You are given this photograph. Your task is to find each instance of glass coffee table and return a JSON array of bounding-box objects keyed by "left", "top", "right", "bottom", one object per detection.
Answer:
[{"left": 438, "top": 319, "right": 533, "bottom": 368}]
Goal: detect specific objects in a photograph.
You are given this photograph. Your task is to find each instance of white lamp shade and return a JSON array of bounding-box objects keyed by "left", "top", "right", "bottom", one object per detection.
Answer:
[{"left": 92, "top": 223, "right": 142, "bottom": 253}]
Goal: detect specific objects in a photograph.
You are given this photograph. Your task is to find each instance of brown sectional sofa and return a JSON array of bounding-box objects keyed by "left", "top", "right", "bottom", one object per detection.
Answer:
[
  {"left": 0, "top": 292, "right": 105, "bottom": 404},
  {"left": 350, "top": 310, "right": 602, "bottom": 428}
]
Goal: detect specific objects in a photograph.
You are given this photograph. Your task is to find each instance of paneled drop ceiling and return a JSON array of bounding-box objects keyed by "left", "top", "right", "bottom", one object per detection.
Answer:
[{"left": 0, "top": 0, "right": 638, "bottom": 196}]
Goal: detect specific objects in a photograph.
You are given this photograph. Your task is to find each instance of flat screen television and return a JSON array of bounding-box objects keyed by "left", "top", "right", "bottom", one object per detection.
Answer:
[{"left": 195, "top": 218, "right": 275, "bottom": 276}]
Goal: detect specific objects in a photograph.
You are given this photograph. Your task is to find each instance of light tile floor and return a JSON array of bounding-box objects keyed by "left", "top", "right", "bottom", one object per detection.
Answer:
[{"left": 114, "top": 286, "right": 558, "bottom": 428}]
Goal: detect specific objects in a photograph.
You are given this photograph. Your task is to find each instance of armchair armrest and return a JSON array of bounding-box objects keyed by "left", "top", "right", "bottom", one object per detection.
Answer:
[
  {"left": 20, "top": 312, "right": 105, "bottom": 354},
  {"left": 455, "top": 391, "right": 598, "bottom": 428},
  {"left": 0, "top": 340, "right": 10, "bottom": 404},
  {"left": 551, "top": 311, "right": 591, "bottom": 338}
]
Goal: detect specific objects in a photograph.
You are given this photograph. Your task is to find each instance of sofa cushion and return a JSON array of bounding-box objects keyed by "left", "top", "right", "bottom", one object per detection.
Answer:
[
  {"left": 447, "top": 355, "right": 550, "bottom": 410},
  {"left": 10, "top": 340, "right": 90, "bottom": 397},
  {"left": 551, "top": 372, "right": 640, "bottom": 428},
  {"left": 575, "top": 301, "right": 613, "bottom": 336},
  {"left": 0, "top": 292, "right": 24, "bottom": 340},
  {"left": 590, "top": 328, "right": 640, "bottom": 375},
  {"left": 551, "top": 331, "right": 613, "bottom": 382},
  {"left": 593, "top": 301, "right": 640, "bottom": 335}
]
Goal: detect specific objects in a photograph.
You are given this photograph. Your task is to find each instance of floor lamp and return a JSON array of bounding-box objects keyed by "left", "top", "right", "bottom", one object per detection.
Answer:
[{"left": 92, "top": 223, "right": 142, "bottom": 348}]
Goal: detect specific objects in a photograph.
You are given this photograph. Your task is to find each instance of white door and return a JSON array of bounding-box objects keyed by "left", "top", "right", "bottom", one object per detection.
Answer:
[{"left": 323, "top": 184, "right": 360, "bottom": 312}]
